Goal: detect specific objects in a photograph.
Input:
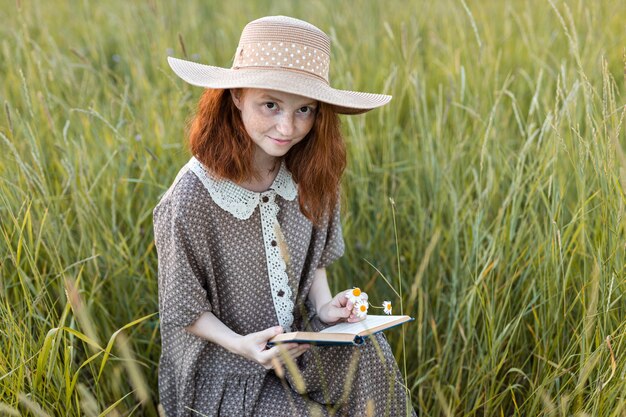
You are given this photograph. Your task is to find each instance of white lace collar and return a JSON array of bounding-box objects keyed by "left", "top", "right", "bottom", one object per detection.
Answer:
[{"left": 187, "top": 157, "right": 298, "bottom": 220}]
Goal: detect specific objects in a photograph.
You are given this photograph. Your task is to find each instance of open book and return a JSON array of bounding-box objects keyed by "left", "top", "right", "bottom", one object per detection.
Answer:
[{"left": 268, "top": 315, "right": 413, "bottom": 346}]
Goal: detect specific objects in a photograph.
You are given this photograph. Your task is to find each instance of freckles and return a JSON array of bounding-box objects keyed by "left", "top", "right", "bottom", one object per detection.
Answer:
[
  {"left": 300, "top": 118, "right": 315, "bottom": 135},
  {"left": 243, "top": 111, "right": 273, "bottom": 134}
]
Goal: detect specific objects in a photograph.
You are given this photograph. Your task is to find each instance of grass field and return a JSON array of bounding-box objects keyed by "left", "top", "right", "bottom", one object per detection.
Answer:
[{"left": 1, "top": 0, "right": 625, "bottom": 415}]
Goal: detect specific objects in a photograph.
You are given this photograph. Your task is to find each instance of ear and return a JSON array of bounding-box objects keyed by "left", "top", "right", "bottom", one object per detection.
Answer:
[{"left": 230, "top": 89, "right": 243, "bottom": 110}]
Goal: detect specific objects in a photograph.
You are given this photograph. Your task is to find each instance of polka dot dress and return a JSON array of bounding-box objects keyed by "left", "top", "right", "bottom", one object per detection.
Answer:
[{"left": 153, "top": 159, "right": 416, "bottom": 416}]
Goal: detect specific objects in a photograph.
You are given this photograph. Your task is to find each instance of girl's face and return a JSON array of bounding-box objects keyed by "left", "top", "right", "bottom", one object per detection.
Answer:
[{"left": 231, "top": 88, "right": 318, "bottom": 164}]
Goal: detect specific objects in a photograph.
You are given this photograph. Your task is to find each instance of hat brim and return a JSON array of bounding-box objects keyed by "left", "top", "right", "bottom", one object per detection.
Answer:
[{"left": 167, "top": 56, "right": 391, "bottom": 115}]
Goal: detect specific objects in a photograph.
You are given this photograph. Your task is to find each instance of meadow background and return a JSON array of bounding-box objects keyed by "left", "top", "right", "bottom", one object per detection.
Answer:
[{"left": 1, "top": 0, "right": 625, "bottom": 415}]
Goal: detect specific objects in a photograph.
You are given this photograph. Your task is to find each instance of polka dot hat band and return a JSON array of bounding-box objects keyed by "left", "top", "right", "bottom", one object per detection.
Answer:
[{"left": 167, "top": 16, "right": 392, "bottom": 114}]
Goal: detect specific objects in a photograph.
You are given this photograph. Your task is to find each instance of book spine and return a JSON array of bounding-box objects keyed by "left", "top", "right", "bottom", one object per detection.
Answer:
[{"left": 353, "top": 335, "right": 365, "bottom": 345}]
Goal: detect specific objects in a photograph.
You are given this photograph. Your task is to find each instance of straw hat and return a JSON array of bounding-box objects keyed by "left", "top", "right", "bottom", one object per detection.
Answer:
[{"left": 167, "top": 15, "right": 391, "bottom": 114}]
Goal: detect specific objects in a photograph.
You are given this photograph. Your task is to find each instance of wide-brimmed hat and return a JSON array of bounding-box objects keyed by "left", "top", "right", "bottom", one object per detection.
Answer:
[{"left": 167, "top": 15, "right": 391, "bottom": 114}]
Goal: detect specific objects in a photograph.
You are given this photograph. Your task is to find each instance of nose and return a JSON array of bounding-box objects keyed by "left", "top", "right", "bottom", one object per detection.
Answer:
[{"left": 276, "top": 113, "right": 295, "bottom": 137}]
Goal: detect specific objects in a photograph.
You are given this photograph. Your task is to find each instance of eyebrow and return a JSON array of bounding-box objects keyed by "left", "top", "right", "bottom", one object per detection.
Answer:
[{"left": 261, "top": 94, "right": 317, "bottom": 107}]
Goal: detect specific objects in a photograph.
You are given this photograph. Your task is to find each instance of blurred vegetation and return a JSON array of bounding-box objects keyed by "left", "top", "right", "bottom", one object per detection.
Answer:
[{"left": 1, "top": 0, "right": 625, "bottom": 415}]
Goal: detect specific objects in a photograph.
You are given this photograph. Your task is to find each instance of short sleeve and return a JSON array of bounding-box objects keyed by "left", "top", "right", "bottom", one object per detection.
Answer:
[
  {"left": 153, "top": 201, "right": 213, "bottom": 328},
  {"left": 316, "top": 199, "right": 345, "bottom": 269}
]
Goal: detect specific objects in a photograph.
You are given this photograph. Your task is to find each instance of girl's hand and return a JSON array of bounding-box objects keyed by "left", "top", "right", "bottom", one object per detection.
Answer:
[
  {"left": 235, "top": 326, "right": 310, "bottom": 370},
  {"left": 318, "top": 289, "right": 368, "bottom": 324}
]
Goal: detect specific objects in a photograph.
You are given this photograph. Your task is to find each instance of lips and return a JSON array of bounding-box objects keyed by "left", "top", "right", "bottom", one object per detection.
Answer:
[{"left": 268, "top": 136, "right": 292, "bottom": 145}]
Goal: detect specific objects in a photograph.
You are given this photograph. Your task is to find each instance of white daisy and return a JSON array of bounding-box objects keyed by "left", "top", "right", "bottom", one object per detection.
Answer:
[
  {"left": 354, "top": 299, "right": 369, "bottom": 319},
  {"left": 345, "top": 287, "right": 364, "bottom": 303},
  {"left": 383, "top": 301, "right": 392, "bottom": 315}
]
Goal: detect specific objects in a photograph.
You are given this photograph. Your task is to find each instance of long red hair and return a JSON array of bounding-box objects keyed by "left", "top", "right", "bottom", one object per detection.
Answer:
[{"left": 187, "top": 89, "right": 346, "bottom": 224}]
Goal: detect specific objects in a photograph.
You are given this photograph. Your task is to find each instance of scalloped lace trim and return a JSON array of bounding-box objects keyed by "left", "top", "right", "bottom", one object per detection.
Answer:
[
  {"left": 258, "top": 192, "right": 294, "bottom": 331},
  {"left": 188, "top": 157, "right": 296, "bottom": 219}
]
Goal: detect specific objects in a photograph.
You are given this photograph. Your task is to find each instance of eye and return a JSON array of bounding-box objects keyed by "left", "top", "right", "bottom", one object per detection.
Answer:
[
  {"left": 265, "top": 102, "right": 278, "bottom": 110},
  {"left": 298, "top": 106, "right": 316, "bottom": 115}
]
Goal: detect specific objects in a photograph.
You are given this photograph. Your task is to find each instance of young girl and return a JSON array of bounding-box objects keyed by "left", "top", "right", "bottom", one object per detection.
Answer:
[{"left": 154, "top": 15, "right": 416, "bottom": 417}]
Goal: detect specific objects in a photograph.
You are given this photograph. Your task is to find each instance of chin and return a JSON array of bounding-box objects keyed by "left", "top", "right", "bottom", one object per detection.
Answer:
[{"left": 266, "top": 148, "right": 291, "bottom": 157}]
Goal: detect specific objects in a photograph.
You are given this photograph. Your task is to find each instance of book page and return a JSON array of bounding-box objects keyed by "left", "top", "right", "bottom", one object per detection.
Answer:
[{"left": 319, "top": 315, "right": 406, "bottom": 335}]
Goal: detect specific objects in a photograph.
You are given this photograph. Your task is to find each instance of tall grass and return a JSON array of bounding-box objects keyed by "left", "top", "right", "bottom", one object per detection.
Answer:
[{"left": 1, "top": 0, "right": 624, "bottom": 415}]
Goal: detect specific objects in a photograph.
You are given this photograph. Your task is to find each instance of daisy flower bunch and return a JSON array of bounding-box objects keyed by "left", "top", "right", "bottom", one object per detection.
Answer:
[
  {"left": 345, "top": 287, "right": 393, "bottom": 318},
  {"left": 345, "top": 287, "right": 368, "bottom": 318}
]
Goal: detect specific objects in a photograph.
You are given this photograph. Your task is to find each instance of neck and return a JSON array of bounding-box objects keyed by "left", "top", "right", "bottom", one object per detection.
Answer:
[
  {"left": 238, "top": 151, "right": 281, "bottom": 192},
  {"left": 252, "top": 151, "right": 280, "bottom": 176}
]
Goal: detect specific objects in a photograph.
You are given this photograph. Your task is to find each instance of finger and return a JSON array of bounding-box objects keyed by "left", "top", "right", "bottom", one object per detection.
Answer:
[
  {"left": 281, "top": 343, "right": 300, "bottom": 351},
  {"left": 280, "top": 342, "right": 308, "bottom": 352},
  {"left": 332, "top": 293, "right": 349, "bottom": 308},
  {"left": 336, "top": 307, "right": 352, "bottom": 321},
  {"left": 290, "top": 343, "right": 309, "bottom": 353},
  {"left": 338, "top": 289, "right": 355, "bottom": 303},
  {"left": 286, "top": 343, "right": 310, "bottom": 353},
  {"left": 254, "top": 326, "right": 283, "bottom": 343},
  {"left": 284, "top": 344, "right": 310, "bottom": 358},
  {"left": 326, "top": 303, "right": 352, "bottom": 322},
  {"left": 348, "top": 314, "right": 366, "bottom": 323},
  {"left": 340, "top": 300, "right": 353, "bottom": 316},
  {"left": 263, "top": 345, "right": 281, "bottom": 359},
  {"left": 290, "top": 346, "right": 310, "bottom": 359},
  {"left": 335, "top": 297, "right": 349, "bottom": 308},
  {"left": 274, "top": 344, "right": 299, "bottom": 360}
]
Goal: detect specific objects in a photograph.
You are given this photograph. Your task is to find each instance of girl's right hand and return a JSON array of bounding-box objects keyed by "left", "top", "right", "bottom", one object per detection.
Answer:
[{"left": 236, "top": 326, "right": 310, "bottom": 370}]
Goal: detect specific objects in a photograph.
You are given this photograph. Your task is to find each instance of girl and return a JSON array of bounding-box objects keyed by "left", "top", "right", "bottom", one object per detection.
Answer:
[{"left": 154, "top": 15, "right": 416, "bottom": 417}]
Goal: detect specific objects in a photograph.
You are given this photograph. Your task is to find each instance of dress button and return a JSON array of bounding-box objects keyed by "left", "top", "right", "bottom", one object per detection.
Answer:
[
  {"left": 271, "top": 240, "right": 277, "bottom": 246},
  {"left": 277, "top": 290, "right": 285, "bottom": 297},
  {"left": 262, "top": 196, "right": 269, "bottom": 203}
]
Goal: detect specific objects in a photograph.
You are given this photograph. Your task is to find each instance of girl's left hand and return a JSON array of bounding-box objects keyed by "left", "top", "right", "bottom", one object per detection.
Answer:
[{"left": 318, "top": 289, "right": 368, "bottom": 324}]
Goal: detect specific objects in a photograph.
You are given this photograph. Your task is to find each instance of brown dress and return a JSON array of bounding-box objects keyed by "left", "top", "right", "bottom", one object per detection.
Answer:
[{"left": 153, "top": 157, "right": 416, "bottom": 417}]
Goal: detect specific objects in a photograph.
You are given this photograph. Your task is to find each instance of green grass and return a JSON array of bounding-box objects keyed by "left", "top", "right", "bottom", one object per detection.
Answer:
[{"left": 1, "top": 0, "right": 625, "bottom": 415}]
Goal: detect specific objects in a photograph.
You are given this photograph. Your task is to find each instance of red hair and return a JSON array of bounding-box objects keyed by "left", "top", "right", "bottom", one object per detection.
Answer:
[{"left": 187, "top": 89, "right": 346, "bottom": 224}]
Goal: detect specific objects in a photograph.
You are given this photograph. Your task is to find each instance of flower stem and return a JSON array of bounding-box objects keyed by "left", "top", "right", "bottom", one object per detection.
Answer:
[{"left": 389, "top": 198, "right": 408, "bottom": 391}]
